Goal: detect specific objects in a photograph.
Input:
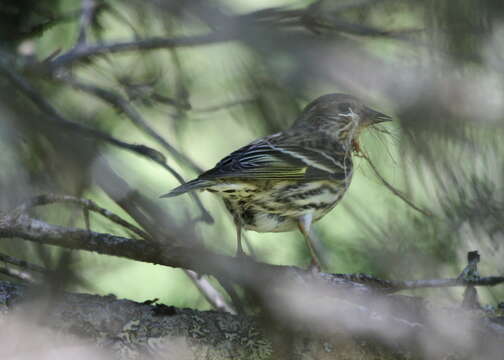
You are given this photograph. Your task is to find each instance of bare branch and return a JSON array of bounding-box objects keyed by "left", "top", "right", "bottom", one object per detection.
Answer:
[
  {"left": 0, "top": 58, "right": 165, "bottom": 159},
  {"left": 62, "top": 75, "right": 202, "bottom": 172},
  {"left": 0, "top": 266, "right": 37, "bottom": 283},
  {"left": 50, "top": 32, "right": 233, "bottom": 69},
  {"left": 360, "top": 151, "right": 432, "bottom": 217},
  {"left": 191, "top": 98, "right": 256, "bottom": 113},
  {"left": 57, "top": 76, "right": 213, "bottom": 223},
  {"left": 76, "top": 0, "right": 96, "bottom": 46},
  {"left": 238, "top": 1, "right": 421, "bottom": 40},
  {"left": 3, "top": 209, "right": 503, "bottom": 299},
  {"left": 18, "top": 194, "right": 150, "bottom": 240},
  {"left": 0, "top": 253, "right": 47, "bottom": 274},
  {"left": 43, "top": 1, "right": 420, "bottom": 72},
  {"left": 392, "top": 276, "right": 504, "bottom": 291},
  {"left": 326, "top": 271, "right": 504, "bottom": 292},
  {"left": 184, "top": 269, "right": 237, "bottom": 314},
  {"left": 12, "top": 193, "right": 227, "bottom": 313},
  {"left": 0, "top": 59, "right": 211, "bottom": 221},
  {"left": 0, "top": 211, "right": 372, "bottom": 295}
]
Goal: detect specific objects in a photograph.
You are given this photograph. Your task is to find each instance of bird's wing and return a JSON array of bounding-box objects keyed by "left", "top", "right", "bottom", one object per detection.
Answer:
[{"left": 198, "top": 135, "right": 351, "bottom": 181}]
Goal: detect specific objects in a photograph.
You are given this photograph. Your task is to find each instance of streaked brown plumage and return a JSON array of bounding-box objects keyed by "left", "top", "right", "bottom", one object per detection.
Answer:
[{"left": 162, "top": 93, "right": 391, "bottom": 269}]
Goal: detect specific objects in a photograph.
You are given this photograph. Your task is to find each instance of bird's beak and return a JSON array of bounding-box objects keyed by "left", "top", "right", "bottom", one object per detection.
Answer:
[{"left": 364, "top": 107, "right": 392, "bottom": 124}]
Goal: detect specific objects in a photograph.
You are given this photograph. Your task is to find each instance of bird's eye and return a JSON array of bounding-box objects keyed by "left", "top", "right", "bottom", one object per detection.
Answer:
[{"left": 338, "top": 103, "right": 352, "bottom": 113}]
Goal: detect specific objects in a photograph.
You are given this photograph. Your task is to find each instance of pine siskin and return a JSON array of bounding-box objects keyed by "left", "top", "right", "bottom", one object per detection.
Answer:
[{"left": 162, "top": 93, "right": 391, "bottom": 269}]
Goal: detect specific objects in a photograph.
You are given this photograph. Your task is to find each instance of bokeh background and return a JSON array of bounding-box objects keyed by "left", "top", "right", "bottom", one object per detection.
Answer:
[{"left": 1, "top": 0, "right": 504, "bottom": 310}]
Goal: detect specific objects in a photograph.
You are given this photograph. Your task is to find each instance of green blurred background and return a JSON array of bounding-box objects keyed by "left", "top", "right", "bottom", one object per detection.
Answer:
[{"left": 1, "top": 0, "right": 504, "bottom": 310}]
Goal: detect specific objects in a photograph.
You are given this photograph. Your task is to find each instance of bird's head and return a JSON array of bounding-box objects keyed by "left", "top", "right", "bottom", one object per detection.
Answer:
[{"left": 295, "top": 93, "right": 392, "bottom": 138}]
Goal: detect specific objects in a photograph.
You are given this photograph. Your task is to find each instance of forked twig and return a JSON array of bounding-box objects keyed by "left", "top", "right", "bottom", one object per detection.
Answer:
[
  {"left": 0, "top": 58, "right": 174, "bottom": 178},
  {"left": 59, "top": 76, "right": 213, "bottom": 224},
  {"left": 17, "top": 194, "right": 149, "bottom": 239}
]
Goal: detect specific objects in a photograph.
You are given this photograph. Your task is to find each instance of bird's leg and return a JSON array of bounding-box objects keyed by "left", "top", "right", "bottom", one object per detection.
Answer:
[
  {"left": 234, "top": 219, "right": 246, "bottom": 258},
  {"left": 297, "top": 214, "right": 322, "bottom": 271}
]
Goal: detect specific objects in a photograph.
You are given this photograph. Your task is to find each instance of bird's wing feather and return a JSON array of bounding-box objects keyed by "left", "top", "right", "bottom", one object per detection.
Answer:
[{"left": 198, "top": 136, "right": 351, "bottom": 181}]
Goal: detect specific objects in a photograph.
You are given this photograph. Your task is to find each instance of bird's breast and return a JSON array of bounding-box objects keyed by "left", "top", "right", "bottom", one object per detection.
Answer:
[{"left": 210, "top": 178, "right": 350, "bottom": 233}]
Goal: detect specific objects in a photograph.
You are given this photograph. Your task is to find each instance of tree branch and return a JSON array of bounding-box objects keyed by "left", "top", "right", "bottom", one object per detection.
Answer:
[
  {"left": 62, "top": 75, "right": 202, "bottom": 173},
  {"left": 0, "top": 280, "right": 417, "bottom": 360},
  {"left": 0, "top": 267, "right": 37, "bottom": 283},
  {"left": 58, "top": 76, "right": 213, "bottom": 223},
  {"left": 50, "top": 32, "right": 233, "bottom": 69},
  {"left": 2, "top": 210, "right": 503, "bottom": 301},
  {"left": 0, "top": 252, "right": 47, "bottom": 274},
  {"left": 1, "top": 276, "right": 504, "bottom": 359},
  {"left": 0, "top": 58, "right": 172, "bottom": 170},
  {"left": 18, "top": 194, "right": 150, "bottom": 240},
  {"left": 76, "top": 0, "right": 96, "bottom": 46},
  {"left": 184, "top": 269, "right": 237, "bottom": 314},
  {"left": 0, "top": 59, "right": 216, "bottom": 223}
]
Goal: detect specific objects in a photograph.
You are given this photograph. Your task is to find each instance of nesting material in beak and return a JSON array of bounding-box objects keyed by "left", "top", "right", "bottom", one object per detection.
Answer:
[{"left": 364, "top": 107, "right": 392, "bottom": 124}]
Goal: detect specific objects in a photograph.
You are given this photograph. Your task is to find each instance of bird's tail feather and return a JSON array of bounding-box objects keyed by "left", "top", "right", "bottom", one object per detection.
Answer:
[{"left": 160, "top": 179, "right": 213, "bottom": 198}]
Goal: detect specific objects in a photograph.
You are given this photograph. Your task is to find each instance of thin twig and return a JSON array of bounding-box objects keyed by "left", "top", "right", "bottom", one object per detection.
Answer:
[
  {"left": 360, "top": 151, "right": 432, "bottom": 217},
  {"left": 43, "top": 0, "right": 424, "bottom": 72},
  {"left": 184, "top": 270, "right": 236, "bottom": 314},
  {"left": 327, "top": 272, "right": 504, "bottom": 292},
  {"left": 0, "top": 253, "right": 47, "bottom": 274},
  {"left": 215, "top": 277, "right": 245, "bottom": 314},
  {"left": 61, "top": 75, "right": 201, "bottom": 172},
  {"left": 76, "top": 0, "right": 96, "bottom": 46},
  {"left": 59, "top": 76, "right": 213, "bottom": 223},
  {"left": 0, "top": 59, "right": 199, "bottom": 209},
  {"left": 18, "top": 194, "right": 150, "bottom": 240},
  {"left": 0, "top": 59, "right": 163, "bottom": 157},
  {"left": 239, "top": 1, "right": 420, "bottom": 41},
  {"left": 191, "top": 98, "right": 256, "bottom": 113},
  {"left": 0, "top": 266, "right": 37, "bottom": 283},
  {"left": 393, "top": 276, "right": 504, "bottom": 290},
  {"left": 50, "top": 32, "right": 232, "bottom": 69}
]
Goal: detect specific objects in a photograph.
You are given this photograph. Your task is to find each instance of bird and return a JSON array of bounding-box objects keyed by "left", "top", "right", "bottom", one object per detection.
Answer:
[{"left": 161, "top": 93, "right": 391, "bottom": 270}]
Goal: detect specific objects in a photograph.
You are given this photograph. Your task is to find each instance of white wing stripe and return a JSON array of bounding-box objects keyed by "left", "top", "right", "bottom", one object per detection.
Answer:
[
  {"left": 303, "top": 147, "right": 346, "bottom": 170},
  {"left": 266, "top": 143, "right": 336, "bottom": 173}
]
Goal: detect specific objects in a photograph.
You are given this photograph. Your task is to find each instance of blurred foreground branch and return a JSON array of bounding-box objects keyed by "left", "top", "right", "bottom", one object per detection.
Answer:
[
  {"left": 1, "top": 203, "right": 504, "bottom": 358},
  {"left": 1, "top": 273, "right": 504, "bottom": 360},
  {"left": 0, "top": 57, "right": 213, "bottom": 224},
  {"left": 1, "top": 206, "right": 504, "bottom": 296},
  {"left": 0, "top": 280, "right": 400, "bottom": 360}
]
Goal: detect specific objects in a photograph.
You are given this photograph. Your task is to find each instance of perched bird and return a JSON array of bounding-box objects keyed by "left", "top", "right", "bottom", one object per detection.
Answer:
[{"left": 162, "top": 94, "right": 391, "bottom": 269}]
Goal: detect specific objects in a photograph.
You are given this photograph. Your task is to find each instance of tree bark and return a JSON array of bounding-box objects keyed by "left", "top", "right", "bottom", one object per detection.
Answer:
[
  {"left": 0, "top": 280, "right": 413, "bottom": 360},
  {"left": 3, "top": 279, "right": 504, "bottom": 360}
]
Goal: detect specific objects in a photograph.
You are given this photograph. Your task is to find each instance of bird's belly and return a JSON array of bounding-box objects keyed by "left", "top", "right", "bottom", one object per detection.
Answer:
[
  {"left": 244, "top": 213, "right": 298, "bottom": 233},
  {"left": 216, "top": 180, "right": 347, "bottom": 233}
]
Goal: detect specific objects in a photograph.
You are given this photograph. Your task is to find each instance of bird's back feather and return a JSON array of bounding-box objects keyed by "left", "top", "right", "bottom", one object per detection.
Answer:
[{"left": 197, "top": 131, "right": 350, "bottom": 182}]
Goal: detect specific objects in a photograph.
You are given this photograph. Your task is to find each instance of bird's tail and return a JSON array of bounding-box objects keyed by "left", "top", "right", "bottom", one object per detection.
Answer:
[{"left": 160, "top": 179, "right": 213, "bottom": 198}]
